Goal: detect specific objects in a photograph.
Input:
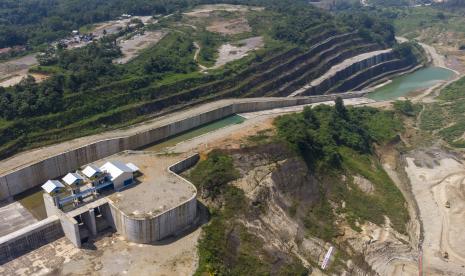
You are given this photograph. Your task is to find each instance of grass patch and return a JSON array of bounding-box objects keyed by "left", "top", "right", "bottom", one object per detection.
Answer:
[
  {"left": 438, "top": 76, "right": 465, "bottom": 101},
  {"left": 420, "top": 103, "right": 450, "bottom": 131},
  {"left": 420, "top": 77, "right": 465, "bottom": 147},
  {"left": 392, "top": 6, "right": 465, "bottom": 39},
  {"left": 339, "top": 147, "right": 409, "bottom": 234},
  {"left": 189, "top": 150, "right": 239, "bottom": 199}
]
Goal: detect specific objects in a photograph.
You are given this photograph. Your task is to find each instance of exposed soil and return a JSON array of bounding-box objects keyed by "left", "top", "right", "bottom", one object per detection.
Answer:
[
  {"left": 212, "top": 36, "right": 264, "bottom": 69},
  {"left": 206, "top": 17, "right": 251, "bottom": 35},
  {"left": 114, "top": 30, "right": 166, "bottom": 64},
  {"left": 183, "top": 4, "right": 264, "bottom": 17},
  {"left": 0, "top": 54, "right": 38, "bottom": 87}
]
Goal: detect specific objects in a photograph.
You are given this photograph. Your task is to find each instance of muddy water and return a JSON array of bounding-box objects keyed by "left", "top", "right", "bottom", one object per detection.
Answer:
[
  {"left": 15, "top": 114, "right": 246, "bottom": 217},
  {"left": 367, "top": 67, "right": 456, "bottom": 101},
  {"left": 13, "top": 187, "right": 47, "bottom": 220}
]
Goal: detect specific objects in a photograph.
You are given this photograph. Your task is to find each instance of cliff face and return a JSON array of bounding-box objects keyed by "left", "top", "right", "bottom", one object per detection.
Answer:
[{"left": 194, "top": 142, "right": 419, "bottom": 275}]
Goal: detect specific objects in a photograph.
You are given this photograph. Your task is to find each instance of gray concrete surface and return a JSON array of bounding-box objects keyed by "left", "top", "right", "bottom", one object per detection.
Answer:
[
  {"left": 0, "top": 201, "right": 38, "bottom": 237},
  {"left": 0, "top": 216, "right": 63, "bottom": 264},
  {"left": 107, "top": 153, "right": 198, "bottom": 244}
]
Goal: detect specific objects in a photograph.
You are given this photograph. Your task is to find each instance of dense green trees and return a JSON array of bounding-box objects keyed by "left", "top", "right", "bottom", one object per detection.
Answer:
[
  {"left": 336, "top": 12, "right": 396, "bottom": 46},
  {"left": 275, "top": 98, "right": 400, "bottom": 170},
  {"left": 189, "top": 150, "right": 239, "bottom": 198},
  {"left": 0, "top": 0, "right": 399, "bottom": 48},
  {"left": 0, "top": 0, "right": 193, "bottom": 48},
  {"left": 0, "top": 76, "right": 64, "bottom": 120}
]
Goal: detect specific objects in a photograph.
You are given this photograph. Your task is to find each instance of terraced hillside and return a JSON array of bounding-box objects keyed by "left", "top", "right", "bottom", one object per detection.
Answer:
[{"left": 0, "top": 0, "right": 424, "bottom": 159}]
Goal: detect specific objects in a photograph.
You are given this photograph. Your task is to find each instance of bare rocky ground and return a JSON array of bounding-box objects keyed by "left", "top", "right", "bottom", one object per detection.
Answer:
[
  {"left": 225, "top": 143, "right": 418, "bottom": 275},
  {"left": 183, "top": 4, "right": 263, "bottom": 17},
  {"left": 186, "top": 4, "right": 264, "bottom": 70},
  {"left": 0, "top": 54, "right": 38, "bottom": 87},
  {"left": 90, "top": 16, "right": 154, "bottom": 40},
  {"left": 212, "top": 36, "right": 264, "bottom": 69},
  {"left": 1, "top": 229, "right": 201, "bottom": 276},
  {"left": 114, "top": 30, "right": 166, "bottom": 64},
  {"left": 193, "top": 36, "right": 265, "bottom": 71}
]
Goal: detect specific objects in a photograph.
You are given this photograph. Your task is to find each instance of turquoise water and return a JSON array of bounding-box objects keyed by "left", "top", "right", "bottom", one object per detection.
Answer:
[
  {"left": 142, "top": 114, "right": 246, "bottom": 151},
  {"left": 367, "top": 67, "right": 456, "bottom": 101}
]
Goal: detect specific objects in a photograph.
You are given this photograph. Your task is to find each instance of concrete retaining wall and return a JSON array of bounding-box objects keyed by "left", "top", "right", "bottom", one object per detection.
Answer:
[
  {"left": 0, "top": 216, "right": 63, "bottom": 264},
  {"left": 0, "top": 94, "right": 364, "bottom": 201},
  {"left": 108, "top": 154, "right": 200, "bottom": 243},
  {"left": 302, "top": 52, "right": 395, "bottom": 95},
  {"left": 333, "top": 59, "right": 413, "bottom": 92}
]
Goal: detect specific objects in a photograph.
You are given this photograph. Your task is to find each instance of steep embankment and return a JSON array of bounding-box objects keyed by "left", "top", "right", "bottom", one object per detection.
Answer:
[
  {"left": 189, "top": 102, "right": 418, "bottom": 275},
  {"left": 288, "top": 45, "right": 423, "bottom": 97}
]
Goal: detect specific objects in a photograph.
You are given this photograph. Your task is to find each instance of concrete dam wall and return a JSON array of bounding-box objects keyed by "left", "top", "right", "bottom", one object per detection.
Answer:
[
  {"left": 0, "top": 93, "right": 364, "bottom": 201},
  {"left": 0, "top": 216, "right": 63, "bottom": 264},
  {"left": 109, "top": 197, "right": 197, "bottom": 244},
  {"left": 108, "top": 154, "right": 199, "bottom": 244}
]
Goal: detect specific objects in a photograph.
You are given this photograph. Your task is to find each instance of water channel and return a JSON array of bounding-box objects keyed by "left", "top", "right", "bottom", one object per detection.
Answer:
[
  {"left": 15, "top": 114, "right": 246, "bottom": 220},
  {"left": 367, "top": 67, "right": 456, "bottom": 101}
]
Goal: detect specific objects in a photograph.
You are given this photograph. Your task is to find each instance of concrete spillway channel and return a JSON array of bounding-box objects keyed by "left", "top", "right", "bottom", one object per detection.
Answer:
[{"left": 0, "top": 94, "right": 367, "bottom": 202}]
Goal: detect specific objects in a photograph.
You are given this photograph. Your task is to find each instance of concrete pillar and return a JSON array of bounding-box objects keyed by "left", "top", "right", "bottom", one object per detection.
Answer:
[
  {"left": 59, "top": 216, "right": 81, "bottom": 247},
  {"left": 100, "top": 204, "right": 115, "bottom": 230},
  {"left": 81, "top": 209, "right": 97, "bottom": 236}
]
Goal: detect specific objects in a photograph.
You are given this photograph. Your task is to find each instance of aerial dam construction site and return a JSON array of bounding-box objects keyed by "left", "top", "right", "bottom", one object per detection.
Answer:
[{"left": 1, "top": 2, "right": 465, "bottom": 275}]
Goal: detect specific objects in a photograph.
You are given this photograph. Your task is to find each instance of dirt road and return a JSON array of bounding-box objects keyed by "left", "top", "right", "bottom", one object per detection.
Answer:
[{"left": 404, "top": 149, "right": 465, "bottom": 275}]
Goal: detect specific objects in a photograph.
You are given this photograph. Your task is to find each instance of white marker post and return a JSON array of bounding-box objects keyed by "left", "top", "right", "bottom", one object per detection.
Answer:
[{"left": 321, "top": 246, "right": 334, "bottom": 270}]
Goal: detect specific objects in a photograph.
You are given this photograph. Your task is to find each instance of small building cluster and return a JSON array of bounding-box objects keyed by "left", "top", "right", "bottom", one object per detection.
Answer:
[
  {"left": 41, "top": 161, "right": 139, "bottom": 210},
  {"left": 120, "top": 13, "right": 132, "bottom": 19},
  {"left": 57, "top": 31, "right": 95, "bottom": 48}
]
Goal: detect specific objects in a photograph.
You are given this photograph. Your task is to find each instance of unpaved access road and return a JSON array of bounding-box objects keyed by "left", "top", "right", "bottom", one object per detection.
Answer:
[{"left": 405, "top": 149, "right": 465, "bottom": 275}]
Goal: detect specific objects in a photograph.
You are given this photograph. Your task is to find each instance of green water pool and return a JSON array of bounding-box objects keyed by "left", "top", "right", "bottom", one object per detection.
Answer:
[
  {"left": 142, "top": 114, "right": 246, "bottom": 152},
  {"left": 367, "top": 67, "right": 456, "bottom": 101}
]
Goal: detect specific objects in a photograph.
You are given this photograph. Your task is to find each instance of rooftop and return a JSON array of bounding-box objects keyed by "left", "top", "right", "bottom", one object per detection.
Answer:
[
  {"left": 62, "top": 173, "right": 84, "bottom": 185},
  {"left": 82, "top": 164, "right": 101, "bottom": 178},
  {"left": 97, "top": 152, "right": 196, "bottom": 218},
  {"left": 41, "top": 180, "right": 65, "bottom": 193}
]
